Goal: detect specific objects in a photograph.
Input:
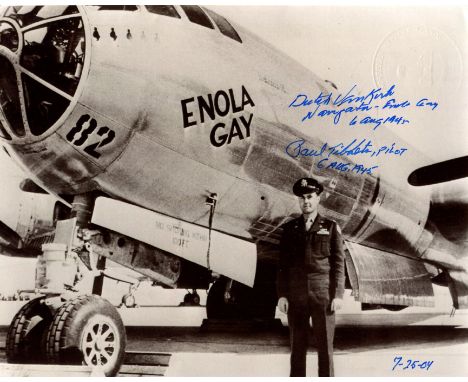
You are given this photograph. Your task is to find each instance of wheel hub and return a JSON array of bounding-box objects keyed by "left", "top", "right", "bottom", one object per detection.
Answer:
[
  {"left": 94, "top": 339, "right": 103, "bottom": 352},
  {"left": 81, "top": 315, "right": 119, "bottom": 367}
]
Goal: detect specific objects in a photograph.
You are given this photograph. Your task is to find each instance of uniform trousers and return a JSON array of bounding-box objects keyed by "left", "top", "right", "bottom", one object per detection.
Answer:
[{"left": 288, "top": 300, "right": 335, "bottom": 377}]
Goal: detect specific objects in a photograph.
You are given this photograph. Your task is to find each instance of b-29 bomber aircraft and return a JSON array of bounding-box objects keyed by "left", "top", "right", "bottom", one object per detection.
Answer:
[{"left": 0, "top": 5, "right": 467, "bottom": 376}]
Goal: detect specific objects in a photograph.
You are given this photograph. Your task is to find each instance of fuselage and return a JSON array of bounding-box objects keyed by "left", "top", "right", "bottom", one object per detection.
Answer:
[{"left": 0, "top": 5, "right": 436, "bottom": 262}]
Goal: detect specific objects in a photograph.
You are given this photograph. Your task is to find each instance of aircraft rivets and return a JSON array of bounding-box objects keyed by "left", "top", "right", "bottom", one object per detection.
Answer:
[
  {"left": 126, "top": 29, "right": 132, "bottom": 40},
  {"left": 110, "top": 28, "right": 117, "bottom": 41},
  {"left": 93, "top": 27, "right": 100, "bottom": 41}
]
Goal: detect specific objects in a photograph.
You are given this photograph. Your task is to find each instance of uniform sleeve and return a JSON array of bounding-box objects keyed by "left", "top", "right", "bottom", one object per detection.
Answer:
[
  {"left": 276, "top": 225, "right": 289, "bottom": 299},
  {"left": 330, "top": 222, "right": 345, "bottom": 299}
]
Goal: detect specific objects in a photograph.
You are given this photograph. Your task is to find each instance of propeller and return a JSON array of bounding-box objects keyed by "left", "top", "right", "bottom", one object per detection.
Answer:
[
  {"left": 408, "top": 156, "right": 468, "bottom": 186},
  {"left": 0, "top": 221, "right": 40, "bottom": 257}
]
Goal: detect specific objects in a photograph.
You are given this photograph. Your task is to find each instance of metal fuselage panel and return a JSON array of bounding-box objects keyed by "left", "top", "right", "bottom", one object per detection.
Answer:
[{"left": 2, "top": 7, "right": 432, "bottom": 260}]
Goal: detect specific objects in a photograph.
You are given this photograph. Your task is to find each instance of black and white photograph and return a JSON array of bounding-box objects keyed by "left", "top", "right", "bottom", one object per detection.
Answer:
[{"left": 0, "top": 3, "right": 467, "bottom": 377}]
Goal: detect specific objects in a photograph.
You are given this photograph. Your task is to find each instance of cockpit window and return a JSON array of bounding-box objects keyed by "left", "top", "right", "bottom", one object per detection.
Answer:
[
  {"left": 36, "top": 6, "right": 79, "bottom": 19},
  {"left": 0, "top": 21, "right": 19, "bottom": 52},
  {"left": 3, "top": 6, "right": 79, "bottom": 28},
  {"left": 96, "top": 6, "right": 138, "bottom": 11},
  {"left": 22, "top": 74, "right": 70, "bottom": 136},
  {"left": 204, "top": 8, "right": 242, "bottom": 43},
  {"left": 0, "top": 56, "right": 25, "bottom": 137},
  {"left": 181, "top": 5, "right": 214, "bottom": 30},
  {"left": 0, "top": 58, "right": 14, "bottom": 139},
  {"left": 0, "top": 120, "right": 12, "bottom": 140},
  {"left": 146, "top": 5, "right": 181, "bottom": 19},
  {"left": 21, "top": 18, "right": 85, "bottom": 96}
]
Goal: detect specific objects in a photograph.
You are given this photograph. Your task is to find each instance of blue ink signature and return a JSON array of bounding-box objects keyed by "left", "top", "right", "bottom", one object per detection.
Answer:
[
  {"left": 288, "top": 84, "right": 438, "bottom": 128},
  {"left": 285, "top": 138, "right": 407, "bottom": 159},
  {"left": 289, "top": 84, "right": 396, "bottom": 108},
  {"left": 285, "top": 140, "right": 327, "bottom": 158},
  {"left": 392, "top": 356, "right": 434, "bottom": 371}
]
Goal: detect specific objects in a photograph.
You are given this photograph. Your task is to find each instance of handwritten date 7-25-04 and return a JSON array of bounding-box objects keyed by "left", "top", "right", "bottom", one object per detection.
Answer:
[{"left": 392, "top": 356, "right": 434, "bottom": 371}]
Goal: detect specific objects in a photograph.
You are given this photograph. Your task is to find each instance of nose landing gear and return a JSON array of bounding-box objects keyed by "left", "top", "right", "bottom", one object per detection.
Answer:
[
  {"left": 7, "top": 294, "right": 126, "bottom": 377},
  {"left": 45, "top": 295, "right": 126, "bottom": 377}
]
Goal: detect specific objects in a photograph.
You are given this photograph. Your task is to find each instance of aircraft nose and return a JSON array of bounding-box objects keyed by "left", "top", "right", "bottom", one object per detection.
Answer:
[{"left": 0, "top": 6, "right": 87, "bottom": 143}]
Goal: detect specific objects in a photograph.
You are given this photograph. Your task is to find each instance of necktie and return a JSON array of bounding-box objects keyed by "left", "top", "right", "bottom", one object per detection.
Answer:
[{"left": 305, "top": 218, "right": 312, "bottom": 231}]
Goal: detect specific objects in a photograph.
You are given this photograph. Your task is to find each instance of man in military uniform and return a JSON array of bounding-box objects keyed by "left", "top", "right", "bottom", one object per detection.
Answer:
[{"left": 277, "top": 177, "right": 345, "bottom": 377}]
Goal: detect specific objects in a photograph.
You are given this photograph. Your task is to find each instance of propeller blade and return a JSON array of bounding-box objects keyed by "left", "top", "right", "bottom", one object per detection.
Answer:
[
  {"left": 0, "top": 220, "right": 23, "bottom": 248},
  {"left": 408, "top": 156, "right": 468, "bottom": 186}
]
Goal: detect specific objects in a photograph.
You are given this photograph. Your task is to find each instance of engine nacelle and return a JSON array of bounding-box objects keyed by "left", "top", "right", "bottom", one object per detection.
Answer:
[{"left": 15, "top": 191, "right": 70, "bottom": 250}]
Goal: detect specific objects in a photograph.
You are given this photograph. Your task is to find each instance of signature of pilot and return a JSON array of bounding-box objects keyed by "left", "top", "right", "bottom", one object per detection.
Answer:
[
  {"left": 285, "top": 138, "right": 407, "bottom": 159},
  {"left": 284, "top": 138, "right": 408, "bottom": 176}
]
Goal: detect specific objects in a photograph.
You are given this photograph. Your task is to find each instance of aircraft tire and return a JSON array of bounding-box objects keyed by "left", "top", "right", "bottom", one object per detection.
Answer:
[
  {"left": 6, "top": 297, "right": 53, "bottom": 364},
  {"left": 45, "top": 295, "right": 126, "bottom": 377}
]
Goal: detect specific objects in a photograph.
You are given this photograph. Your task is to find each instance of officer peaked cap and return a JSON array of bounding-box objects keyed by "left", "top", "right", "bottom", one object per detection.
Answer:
[{"left": 292, "top": 177, "right": 323, "bottom": 196}]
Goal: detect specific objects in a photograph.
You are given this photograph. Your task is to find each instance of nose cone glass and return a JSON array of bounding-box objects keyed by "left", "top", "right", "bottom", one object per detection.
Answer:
[
  {"left": 22, "top": 74, "right": 70, "bottom": 136},
  {"left": 21, "top": 18, "right": 85, "bottom": 96},
  {"left": 2, "top": 6, "right": 78, "bottom": 28},
  {"left": 0, "top": 56, "right": 25, "bottom": 137},
  {"left": 0, "top": 22, "right": 19, "bottom": 52},
  {"left": 0, "top": 5, "right": 85, "bottom": 140},
  {"left": 19, "top": 18, "right": 84, "bottom": 136}
]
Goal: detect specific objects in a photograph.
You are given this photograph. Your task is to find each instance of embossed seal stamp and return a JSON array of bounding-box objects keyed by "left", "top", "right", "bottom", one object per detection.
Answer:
[{"left": 373, "top": 26, "right": 463, "bottom": 96}]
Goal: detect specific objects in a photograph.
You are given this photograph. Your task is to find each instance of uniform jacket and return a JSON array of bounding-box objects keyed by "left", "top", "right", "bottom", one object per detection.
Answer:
[{"left": 277, "top": 214, "right": 345, "bottom": 306}]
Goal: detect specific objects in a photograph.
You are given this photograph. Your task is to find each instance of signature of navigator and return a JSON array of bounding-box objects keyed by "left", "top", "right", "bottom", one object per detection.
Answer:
[
  {"left": 290, "top": 84, "right": 397, "bottom": 108},
  {"left": 288, "top": 84, "right": 438, "bottom": 128}
]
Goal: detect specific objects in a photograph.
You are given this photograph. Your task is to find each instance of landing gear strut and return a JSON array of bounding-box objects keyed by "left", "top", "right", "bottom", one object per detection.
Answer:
[{"left": 206, "top": 275, "right": 277, "bottom": 320}]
